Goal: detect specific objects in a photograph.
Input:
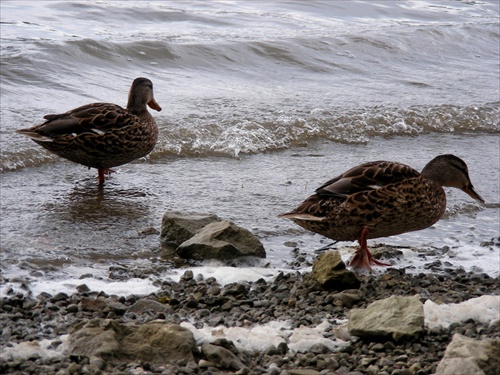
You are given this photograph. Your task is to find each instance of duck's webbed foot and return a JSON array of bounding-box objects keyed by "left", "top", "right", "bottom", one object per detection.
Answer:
[{"left": 349, "top": 227, "right": 391, "bottom": 272}]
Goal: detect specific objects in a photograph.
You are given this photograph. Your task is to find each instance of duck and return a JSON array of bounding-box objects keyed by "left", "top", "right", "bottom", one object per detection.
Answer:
[
  {"left": 279, "top": 154, "right": 484, "bottom": 271},
  {"left": 17, "top": 77, "right": 162, "bottom": 185}
]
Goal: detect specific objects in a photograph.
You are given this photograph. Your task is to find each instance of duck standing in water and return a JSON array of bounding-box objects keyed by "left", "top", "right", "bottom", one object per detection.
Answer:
[
  {"left": 279, "top": 155, "right": 484, "bottom": 271},
  {"left": 17, "top": 77, "right": 162, "bottom": 185}
]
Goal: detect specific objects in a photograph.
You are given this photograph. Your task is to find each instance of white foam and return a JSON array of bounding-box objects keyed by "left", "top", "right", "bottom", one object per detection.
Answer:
[
  {"left": 30, "top": 277, "right": 159, "bottom": 297},
  {"left": 0, "top": 264, "right": 159, "bottom": 297},
  {"left": 0, "top": 335, "right": 69, "bottom": 361},
  {"left": 183, "top": 321, "right": 289, "bottom": 352},
  {"left": 3, "top": 295, "right": 498, "bottom": 362},
  {"left": 166, "top": 265, "right": 294, "bottom": 286},
  {"left": 181, "top": 319, "right": 349, "bottom": 353},
  {"left": 335, "top": 242, "right": 500, "bottom": 278},
  {"left": 288, "top": 324, "right": 348, "bottom": 353},
  {"left": 424, "top": 295, "right": 500, "bottom": 330},
  {"left": 439, "top": 244, "right": 500, "bottom": 276}
]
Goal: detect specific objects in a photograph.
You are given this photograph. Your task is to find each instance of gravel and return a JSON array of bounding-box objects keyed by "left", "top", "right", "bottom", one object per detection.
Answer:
[{"left": 1, "top": 266, "right": 499, "bottom": 375}]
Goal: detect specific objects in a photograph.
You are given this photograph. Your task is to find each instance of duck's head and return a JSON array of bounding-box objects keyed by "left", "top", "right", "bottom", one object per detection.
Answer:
[
  {"left": 127, "top": 77, "right": 162, "bottom": 114},
  {"left": 421, "top": 154, "right": 484, "bottom": 203}
]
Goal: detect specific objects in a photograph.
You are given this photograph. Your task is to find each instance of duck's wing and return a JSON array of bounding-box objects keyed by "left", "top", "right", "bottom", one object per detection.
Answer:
[
  {"left": 18, "top": 103, "right": 132, "bottom": 141},
  {"left": 316, "top": 160, "right": 421, "bottom": 198},
  {"left": 279, "top": 161, "right": 421, "bottom": 220}
]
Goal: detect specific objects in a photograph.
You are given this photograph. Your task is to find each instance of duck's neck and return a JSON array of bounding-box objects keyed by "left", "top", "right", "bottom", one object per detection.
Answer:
[
  {"left": 421, "top": 160, "right": 449, "bottom": 187},
  {"left": 421, "top": 167, "right": 440, "bottom": 184},
  {"left": 127, "top": 95, "right": 147, "bottom": 116}
]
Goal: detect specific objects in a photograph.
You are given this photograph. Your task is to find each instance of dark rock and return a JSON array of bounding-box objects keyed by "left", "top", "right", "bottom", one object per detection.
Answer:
[
  {"left": 127, "top": 299, "right": 171, "bottom": 315},
  {"left": 67, "top": 304, "right": 79, "bottom": 313},
  {"left": 80, "top": 297, "right": 107, "bottom": 312},
  {"left": 180, "top": 270, "right": 194, "bottom": 282},
  {"left": 331, "top": 290, "right": 363, "bottom": 308},
  {"left": 50, "top": 292, "right": 69, "bottom": 303},
  {"left": 201, "top": 342, "right": 246, "bottom": 370},
  {"left": 139, "top": 227, "right": 159, "bottom": 235},
  {"left": 76, "top": 284, "right": 91, "bottom": 293},
  {"left": 104, "top": 300, "right": 128, "bottom": 315}
]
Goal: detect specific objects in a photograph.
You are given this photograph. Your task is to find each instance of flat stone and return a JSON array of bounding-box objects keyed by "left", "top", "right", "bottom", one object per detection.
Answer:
[
  {"left": 177, "top": 220, "right": 266, "bottom": 260},
  {"left": 69, "top": 319, "right": 196, "bottom": 365},
  {"left": 348, "top": 294, "right": 424, "bottom": 341},
  {"left": 160, "top": 211, "right": 221, "bottom": 246}
]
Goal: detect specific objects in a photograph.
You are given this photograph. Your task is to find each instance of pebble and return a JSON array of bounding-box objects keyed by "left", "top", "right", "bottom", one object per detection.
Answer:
[{"left": 0, "top": 270, "right": 498, "bottom": 375}]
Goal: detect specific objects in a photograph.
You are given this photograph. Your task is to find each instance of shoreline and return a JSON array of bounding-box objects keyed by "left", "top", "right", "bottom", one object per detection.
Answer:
[{"left": 1, "top": 265, "right": 499, "bottom": 375}]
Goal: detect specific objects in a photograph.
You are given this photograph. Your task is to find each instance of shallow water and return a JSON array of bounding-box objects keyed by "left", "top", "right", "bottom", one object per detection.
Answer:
[
  {"left": 1, "top": 1, "right": 499, "bottom": 294},
  {"left": 1, "top": 133, "right": 498, "bottom": 289}
]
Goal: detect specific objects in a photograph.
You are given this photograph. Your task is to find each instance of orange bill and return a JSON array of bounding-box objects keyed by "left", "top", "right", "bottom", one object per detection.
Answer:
[{"left": 148, "top": 99, "right": 162, "bottom": 111}]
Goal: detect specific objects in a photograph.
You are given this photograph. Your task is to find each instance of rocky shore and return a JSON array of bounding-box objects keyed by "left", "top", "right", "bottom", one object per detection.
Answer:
[
  {"left": 1, "top": 263, "right": 499, "bottom": 375},
  {"left": 1, "top": 213, "right": 498, "bottom": 374}
]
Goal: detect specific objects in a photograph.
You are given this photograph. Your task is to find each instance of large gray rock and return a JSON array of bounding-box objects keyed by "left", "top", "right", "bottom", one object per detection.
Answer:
[
  {"left": 435, "top": 333, "right": 500, "bottom": 375},
  {"left": 176, "top": 220, "right": 266, "bottom": 260},
  {"left": 348, "top": 295, "right": 424, "bottom": 342},
  {"left": 69, "top": 319, "right": 196, "bottom": 365},
  {"left": 161, "top": 211, "right": 221, "bottom": 246},
  {"left": 311, "top": 250, "right": 360, "bottom": 291}
]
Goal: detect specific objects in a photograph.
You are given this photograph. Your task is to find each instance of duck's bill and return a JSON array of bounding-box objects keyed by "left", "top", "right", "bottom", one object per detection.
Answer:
[
  {"left": 148, "top": 99, "right": 162, "bottom": 111},
  {"left": 463, "top": 184, "right": 485, "bottom": 203}
]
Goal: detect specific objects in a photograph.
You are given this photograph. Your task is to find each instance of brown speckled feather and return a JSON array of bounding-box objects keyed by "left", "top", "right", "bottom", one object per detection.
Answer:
[
  {"left": 279, "top": 155, "right": 484, "bottom": 270},
  {"left": 279, "top": 156, "right": 484, "bottom": 241},
  {"left": 16, "top": 78, "right": 161, "bottom": 179},
  {"left": 315, "top": 161, "right": 420, "bottom": 198},
  {"left": 21, "top": 102, "right": 158, "bottom": 169}
]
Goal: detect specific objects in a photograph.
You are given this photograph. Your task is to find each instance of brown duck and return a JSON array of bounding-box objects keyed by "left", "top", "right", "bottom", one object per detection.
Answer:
[
  {"left": 17, "top": 77, "right": 161, "bottom": 185},
  {"left": 279, "top": 155, "right": 484, "bottom": 271}
]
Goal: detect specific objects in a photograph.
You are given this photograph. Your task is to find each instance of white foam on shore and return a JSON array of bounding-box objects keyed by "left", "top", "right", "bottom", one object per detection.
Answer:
[
  {"left": 0, "top": 264, "right": 293, "bottom": 299},
  {"left": 0, "top": 264, "right": 159, "bottom": 298},
  {"left": 424, "top": 295, "right": 500, "bottom": 330},
  {"left": 165, "top": 265, "right": 296, "bottom": 286},
  {"left": 0, "top": 275, "right": 159, "bottom": 298},
  {"left": 333, "top": 242, "right": 499, "bottom": 278},
  {"left": 179, "top": 294, "right": 500, "bottom": 356},
  {"left": 0, "top": 335, "right": 69, "bottom": 361},
  {"left": 181, "top": 319, "right": 349, "bottom": 353},
  {"left": 1, "top": 238, "right": 497, "bottom": 298},
  {"left": 30, "top": 277, "right": 159, "bottom": 297},
  {"left": 437, "top": 244, "right": 500, "bottom": 277},
  {"left": 287, "top": 323, "right": 348, "bottom": 353},
  {"left": 1, "top": 295, "right": 498, "bottom": 361}
]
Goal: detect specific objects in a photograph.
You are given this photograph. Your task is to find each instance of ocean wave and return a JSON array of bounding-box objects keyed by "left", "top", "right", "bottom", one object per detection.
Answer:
[
  {"left": 2, "top": 13, "right": 498, "bottom": 84},
  {"left": 149, "top": 103, "right": 500, "bottom": 158},
  {"left": 4, "top": 102, "right": 496, "bottom": 172},
  {"left": 2, "top": 1, "right": 499, "bottom": 171}
]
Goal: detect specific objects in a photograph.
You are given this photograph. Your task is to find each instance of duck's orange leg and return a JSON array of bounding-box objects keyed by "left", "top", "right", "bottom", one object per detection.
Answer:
[
  {"left": 97, "top": 168, "right": 114, "bottom": 185},
  {"left": 349, "top": 227, "right": 390, "bottom": 271}
]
